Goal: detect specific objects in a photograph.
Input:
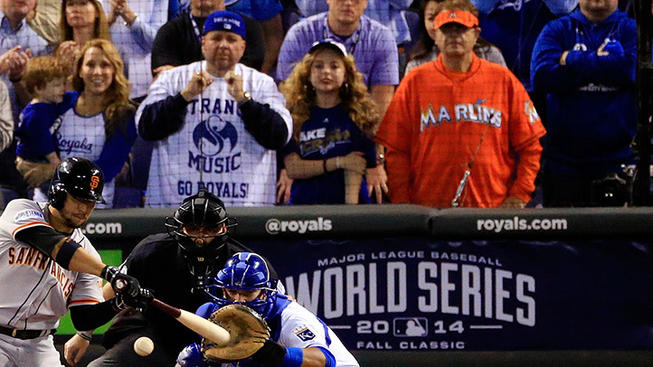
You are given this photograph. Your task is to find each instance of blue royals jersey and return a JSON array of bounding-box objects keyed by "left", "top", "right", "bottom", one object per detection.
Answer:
[
  {"left": 195, "top": 295, "right": 359, "bottom": 367},
  {"left": 281, "top": 105, "right": 376, "bottom": 205}
]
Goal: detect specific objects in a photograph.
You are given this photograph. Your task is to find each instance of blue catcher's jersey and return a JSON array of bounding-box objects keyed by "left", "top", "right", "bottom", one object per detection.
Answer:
[{"left": 196, "top": 295, "right": 359, "bottom": 366}]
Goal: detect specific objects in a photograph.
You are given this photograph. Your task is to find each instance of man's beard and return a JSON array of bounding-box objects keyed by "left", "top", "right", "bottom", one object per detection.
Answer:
[{"left": 62, "top": 214, "right": 87, "bottom": 229}]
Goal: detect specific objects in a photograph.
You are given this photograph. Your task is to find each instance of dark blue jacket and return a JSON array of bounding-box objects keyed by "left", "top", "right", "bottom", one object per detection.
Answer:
[{"left": 531, "top": 8, "right": 636, "bottom": 177}]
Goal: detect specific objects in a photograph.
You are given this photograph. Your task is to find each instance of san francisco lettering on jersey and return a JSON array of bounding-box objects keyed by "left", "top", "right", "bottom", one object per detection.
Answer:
[{"left": 9, "top": 245, "right": 75, "bottom": 297}]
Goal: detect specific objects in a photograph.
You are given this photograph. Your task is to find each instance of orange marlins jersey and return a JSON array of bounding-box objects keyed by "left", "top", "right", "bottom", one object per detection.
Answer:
[{"left": 376, "top": 55, "right": 546, "bottom": 207}]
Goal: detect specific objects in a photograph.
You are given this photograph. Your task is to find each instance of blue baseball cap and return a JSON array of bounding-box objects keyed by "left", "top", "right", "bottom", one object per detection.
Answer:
[{"left": 203, "top": 10, "right": 246, "bottom": 39}]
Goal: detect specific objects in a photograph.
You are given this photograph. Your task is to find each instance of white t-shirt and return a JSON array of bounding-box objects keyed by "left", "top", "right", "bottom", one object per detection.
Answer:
[{"left": 136, "top": 61, "right": 292, "bottom": 207}]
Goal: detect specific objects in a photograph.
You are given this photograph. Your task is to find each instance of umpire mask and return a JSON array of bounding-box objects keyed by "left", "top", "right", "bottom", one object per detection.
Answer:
[{"left": 165, "top": 190, "right": 236, "bottom": 290}]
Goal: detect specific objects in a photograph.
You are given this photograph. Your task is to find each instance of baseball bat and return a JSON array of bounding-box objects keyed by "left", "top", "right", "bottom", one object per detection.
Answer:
[{"left": 151, "top": 298, "right": 230, "bottom": 345}]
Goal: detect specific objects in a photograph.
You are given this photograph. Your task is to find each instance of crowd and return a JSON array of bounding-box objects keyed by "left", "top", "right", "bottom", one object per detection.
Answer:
[{"left": 0, "top": 0, "right": 644, "bottom": 209}]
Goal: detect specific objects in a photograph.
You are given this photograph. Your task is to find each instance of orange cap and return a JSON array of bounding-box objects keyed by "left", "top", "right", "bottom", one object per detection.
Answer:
[{"left": 434, "top": 9, "right": 479, "bottom": 29}]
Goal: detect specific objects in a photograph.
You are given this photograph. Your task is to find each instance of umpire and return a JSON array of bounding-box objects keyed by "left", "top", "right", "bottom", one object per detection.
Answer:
[{"left": 64, "top": 189, "right": 278, "bottom": 366}]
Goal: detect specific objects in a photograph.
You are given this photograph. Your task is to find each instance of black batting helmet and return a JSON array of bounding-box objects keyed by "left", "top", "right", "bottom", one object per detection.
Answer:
[
  {"left": 49, "top": 157, "right": 106, "bottom": 210},
  {"left": 164, "top": 189, "right": 236, "bottom": 260}
]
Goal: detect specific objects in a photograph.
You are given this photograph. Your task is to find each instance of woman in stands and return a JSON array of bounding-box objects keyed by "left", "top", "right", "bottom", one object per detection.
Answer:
[
  {"left": 280, "top": 39, "right": 378, "bottom": 205},
  {"left": 53, "top": 39, "right": 135, "bottom": 208},
  {"left": 55, "top": 0, "right": 111, "bottom": 89},
  {"left": 406, "top": 0, "right": 506, "bottom": 74}
]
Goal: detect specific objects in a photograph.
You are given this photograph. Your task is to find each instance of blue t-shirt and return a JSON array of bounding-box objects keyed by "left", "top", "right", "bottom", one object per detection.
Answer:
[
  {"left": 15, "top": 92, "right": 76, "bottom": 162},
  {"left": 281, "top": 105, "right": 376, "bottom": 205}
]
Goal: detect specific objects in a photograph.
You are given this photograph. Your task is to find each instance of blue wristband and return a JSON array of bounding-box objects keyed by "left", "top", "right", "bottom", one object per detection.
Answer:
[{"left": 281, "top": 347, "right": 303, "bottom": 367}]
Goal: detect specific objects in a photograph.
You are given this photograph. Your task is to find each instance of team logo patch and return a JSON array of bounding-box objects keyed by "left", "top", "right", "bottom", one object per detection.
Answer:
[
  {"left": 524, "top": 101, "right": 541, "bottom": 125},
  {"left": 90, "top": 176, "right": 100, "bottom": 189},
  {"left": 292, "top": 326, "right": 316, "bottom": 342},
  {"left": 192, "top": 115, "right": 238, "bottom": 156},
  {"left": 13, "top": 209, "right": 45, "bottom": 222}
]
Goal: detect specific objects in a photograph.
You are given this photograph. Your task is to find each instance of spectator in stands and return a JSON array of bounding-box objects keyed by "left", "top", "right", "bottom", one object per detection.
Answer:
[
  {"left": 1, "top": 0, "right": 50, "bottom": 118},
  {"left": 151, "top": 0, "right": 265, "bottom": 78},
  {"left": 26, "top": 0, "right": 62, "bottom": 45},
  {"left": 14, "top": 56, "right": 66, "bottom": 196},
  {"left": 276, "top": 0, "right": 395, "bottom": 204},
  {"left": 295, "top": 0, "right": 415, "bottom": 48},
  {"left": 101, "top": 0, "right": 168, "bottom": 101},
  {"left": 137, "top": 10, "right": 292, "bottom": 207},
  {"left": 406, "top": 0, "right": 506, "bottom": 74},
  {"left": 376, "top": 0, "right": 546, "bottom": 208},
  {"left": 56, "top": 0, "right": 111, "bottom": 89},
  {"left": 531, "top": 0, "right": 636, "bottom": 207},
  {"left": 226, "top": 0, "right": 285, "bottom": 75},
  {"left": 0, "top": 0, "right": 50, "bottom": 207},
  {"left": 0, "top": 81, "right": 12, "bottom": 154},
  {"left": 470, "top": 0, "right": 578, "bottom": 92},
  {"left": 28, "top": 39, "right": 137, "bottom": 207},
  {"left": 280, "top": 40, "right": 378, "bottom": 204},
  {"left": 277, "top": 0, "right": 398, "bottom": 117},
  {"left": 0, "top": 82, "right": 11, "bottom": 209}
]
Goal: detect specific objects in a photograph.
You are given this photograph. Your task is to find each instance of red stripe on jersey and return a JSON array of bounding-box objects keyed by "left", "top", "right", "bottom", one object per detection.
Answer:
[
  {"left": 12, "top": 221, "right": 53, "bottom": 237},
  {"left": 69, "top": 298, "right": 101, "bottom": 305}
]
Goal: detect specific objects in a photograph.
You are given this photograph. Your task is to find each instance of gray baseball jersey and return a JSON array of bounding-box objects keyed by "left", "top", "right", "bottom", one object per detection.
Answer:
[
  {"left": 0, "top": 199, "right": 104, "bottom": 330},
  {"left": 136, "top": 61, "right": 293, "bottom": 208}
]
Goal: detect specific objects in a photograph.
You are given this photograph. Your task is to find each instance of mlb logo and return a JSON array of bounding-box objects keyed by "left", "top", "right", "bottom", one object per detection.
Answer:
[
  {"left": 449, "top": 11, "right": 456, "bottom": 18},
  {"left": 393, "top": 318, "right": 428, "bottom": 337},
  {"left": 224, "top": 24, "right": 232, "bottom": 30},
  {"left": 293, "top": 327, "right": 316, "bottom": 342}
]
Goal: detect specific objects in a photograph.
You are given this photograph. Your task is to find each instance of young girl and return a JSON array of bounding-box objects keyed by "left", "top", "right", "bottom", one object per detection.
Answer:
[{"left": 280, "top": 40, "right": 378, "bottom": 204}]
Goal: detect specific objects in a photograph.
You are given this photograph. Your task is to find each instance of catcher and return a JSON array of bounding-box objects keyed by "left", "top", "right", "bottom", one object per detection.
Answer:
[{"left": 176, "top": 252, "right": 359, "bottom": 367}]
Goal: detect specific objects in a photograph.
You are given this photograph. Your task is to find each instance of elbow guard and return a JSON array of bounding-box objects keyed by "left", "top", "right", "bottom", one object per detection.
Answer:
[{"left": 15, "top": 226, "right": 80, "bottom": 269}]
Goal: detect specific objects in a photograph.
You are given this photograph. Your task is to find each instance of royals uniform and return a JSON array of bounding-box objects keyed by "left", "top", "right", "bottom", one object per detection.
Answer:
[
  {"left": 376, "top": 55, "right": 546, "bottom": 207},
  {"left": 193, "top": 295, "right": 359, "bottom": 367},
  {"left": 0, "top": 199, "right": 104, "bottom": 366},
  {"left": 28, "top": 93, "right": 137, "bottom": 208},
  {"left": 136, "top": 61, "right": 292, "bottom": 207}
]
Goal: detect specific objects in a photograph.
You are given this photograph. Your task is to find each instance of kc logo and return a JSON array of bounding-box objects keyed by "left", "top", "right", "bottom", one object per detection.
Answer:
[{"left": 90, "top": 176, "right": 100, "bottom": 189}]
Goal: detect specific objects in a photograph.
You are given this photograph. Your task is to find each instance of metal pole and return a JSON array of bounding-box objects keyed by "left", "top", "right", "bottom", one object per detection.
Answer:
[{"left": 633, "top": 0, "right": 652, "bottom": 205}]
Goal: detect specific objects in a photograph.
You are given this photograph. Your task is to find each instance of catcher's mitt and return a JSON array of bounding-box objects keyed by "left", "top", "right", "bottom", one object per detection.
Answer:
[{"left": 201, "top": 304, "right": 271, "bottom": 362}]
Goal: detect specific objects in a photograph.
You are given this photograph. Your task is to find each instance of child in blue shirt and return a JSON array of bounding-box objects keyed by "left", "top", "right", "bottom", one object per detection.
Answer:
[{"left": 15, "top": 56, "right": 74, "bottom": 192}]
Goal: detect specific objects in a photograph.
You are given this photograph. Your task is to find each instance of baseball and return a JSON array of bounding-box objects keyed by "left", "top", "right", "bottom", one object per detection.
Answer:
[{"left": 133, "top": 336, "right": 154, "bottom": 356}]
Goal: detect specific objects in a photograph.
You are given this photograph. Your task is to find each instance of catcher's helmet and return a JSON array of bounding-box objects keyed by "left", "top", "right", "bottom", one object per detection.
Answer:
[
  {"left": 165, "top": 189, "right": 235, "bottom": 261},
  {"left": 49, "top": 157, "right": 106, "bottom": 210},
  {"left": 208, "top": 252, "right": 277, "bottom": 319}
]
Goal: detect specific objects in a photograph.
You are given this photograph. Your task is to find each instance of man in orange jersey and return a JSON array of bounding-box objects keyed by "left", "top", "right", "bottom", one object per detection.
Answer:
[{"left": 376, "top": 0, "right": 546, "bottom": 208}]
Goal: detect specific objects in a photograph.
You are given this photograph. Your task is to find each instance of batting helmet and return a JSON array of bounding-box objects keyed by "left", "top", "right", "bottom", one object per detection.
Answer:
[
  {"left": 49, "top": 157, "right": 106, "bottom": 210},
  {"left": 164, "top": 189, "right": 236, "bottom": 261},
  {"left": 207, "top": 252, "right": 277, "bottom": 319}
]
